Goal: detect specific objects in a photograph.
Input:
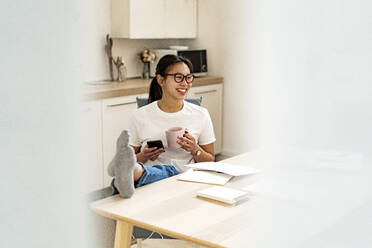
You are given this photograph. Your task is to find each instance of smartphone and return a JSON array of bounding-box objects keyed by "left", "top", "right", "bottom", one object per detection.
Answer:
[{"left": 147, "top": 140, "right": 164, "bottom": 149}]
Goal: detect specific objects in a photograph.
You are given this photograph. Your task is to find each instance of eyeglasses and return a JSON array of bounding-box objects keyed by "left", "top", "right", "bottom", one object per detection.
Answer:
[{"left": 165, "top": 73, "right": 194, "bottom": 84}]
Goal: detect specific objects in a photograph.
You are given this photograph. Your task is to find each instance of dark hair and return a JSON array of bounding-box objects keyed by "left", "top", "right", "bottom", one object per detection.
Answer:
[{"left": 148, "top": 55, "right": 193, "bottom": 103}]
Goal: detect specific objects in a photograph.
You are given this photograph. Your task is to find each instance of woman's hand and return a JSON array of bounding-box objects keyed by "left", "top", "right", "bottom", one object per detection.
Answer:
[
  {"left": 137, "top": 144, "right": 164, "bottom": 163},
  {"left": 177, "top": 130, "right": 200, "bottom": 155}
]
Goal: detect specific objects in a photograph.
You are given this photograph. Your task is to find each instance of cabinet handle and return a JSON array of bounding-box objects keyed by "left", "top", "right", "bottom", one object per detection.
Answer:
[
  {"left": 194, "top": 90, "right": 217, "bottom": 95},
  {"left": 106, "top": 101, "right": 137, "bottom": 108}
]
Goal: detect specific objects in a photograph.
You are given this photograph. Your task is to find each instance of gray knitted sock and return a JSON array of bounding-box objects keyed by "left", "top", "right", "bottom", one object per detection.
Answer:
[{"left": 107, "top": 130, "right": 136, "bottom": 198}]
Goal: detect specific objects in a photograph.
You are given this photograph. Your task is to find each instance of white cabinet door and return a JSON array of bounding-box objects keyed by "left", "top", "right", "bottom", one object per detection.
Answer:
[
  {"left": 78, "top": 101, "right": 104, "bottom": 193},
  {"left": 112, "top": 0, "right": 196, "bottom": 38},
  {"left": 102, "top": 95, "right": 138, "bottom": 186},
  {"left": 165, "top": 0, "right": 197, "bottom": 38},
  {"left": 130, "top": 0, "right": 166, "bottom": 38},
  {"left": 188, "top": 84, "right": 223, "bottom": 155}
]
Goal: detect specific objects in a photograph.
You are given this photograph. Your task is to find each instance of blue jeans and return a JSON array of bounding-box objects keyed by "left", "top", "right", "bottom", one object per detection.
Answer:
[
  {"left": 111, "top": 164, "right": 179, "bottom": 195},
  {"left": 135, "top": 163, "right": 180, "bottom": 187}
]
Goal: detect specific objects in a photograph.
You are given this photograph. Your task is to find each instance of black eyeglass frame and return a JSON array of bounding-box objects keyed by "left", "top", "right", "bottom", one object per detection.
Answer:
[{"left": 164, "top": 73, "right": 194, "bottom": 84}]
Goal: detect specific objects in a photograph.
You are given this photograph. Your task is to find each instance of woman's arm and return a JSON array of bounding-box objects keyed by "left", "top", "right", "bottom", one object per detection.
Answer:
[
  {"left": 177, "top": 132, "right": 215, "bottom": 162},
  {"left": 131, "top": 145, "right": 164, "bottom": 163},
  {"left": 192, "top": 143, "right": 215, "bottom": 162}
]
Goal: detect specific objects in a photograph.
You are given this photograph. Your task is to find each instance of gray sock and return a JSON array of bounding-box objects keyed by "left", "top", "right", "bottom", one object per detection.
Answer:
[{"left": 107, "top": 130, "right": 136, "bottom": 198}]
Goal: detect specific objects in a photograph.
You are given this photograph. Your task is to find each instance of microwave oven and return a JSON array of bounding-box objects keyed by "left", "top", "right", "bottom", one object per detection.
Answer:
[{"left": 150, "top": 49, "right": 208, "bottom": 77}]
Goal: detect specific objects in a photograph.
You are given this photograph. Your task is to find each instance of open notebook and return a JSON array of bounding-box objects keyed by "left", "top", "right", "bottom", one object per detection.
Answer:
[
  {"left": 177, "top": 169, "right": 232, "bottom": 185},
  {"left": 185, "top": 162, "right": 260, "bottom": 176},
  {"left": 177, "top": 162, "right": 259, "bottom": 185}
]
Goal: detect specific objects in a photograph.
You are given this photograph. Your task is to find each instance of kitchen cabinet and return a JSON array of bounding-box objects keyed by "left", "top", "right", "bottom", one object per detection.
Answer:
[
  {"left": 188, "top": 84, "right": 223, "bottom": 154},
  {"left": 111, "top": 0, "right": 197, "bottom": 38},
  {"left": 164, "top": 0, "right": 197, "bottom": 38},
  {"left": 78, "top": 101, "right": 104, "bottom": 193},
  {"left": 101, "top": 95, "right": 140, "bottom": 186}
]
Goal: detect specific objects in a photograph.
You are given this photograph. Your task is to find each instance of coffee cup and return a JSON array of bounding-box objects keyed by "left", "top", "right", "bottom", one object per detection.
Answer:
[{"left": 165, "top": 127, "right": 185, "bottom": 149}]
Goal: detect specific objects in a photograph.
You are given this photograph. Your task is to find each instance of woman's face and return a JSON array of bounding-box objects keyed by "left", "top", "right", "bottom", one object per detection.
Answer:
[{"left": 158, "top": 62, "right": 192, "bottom": 101}]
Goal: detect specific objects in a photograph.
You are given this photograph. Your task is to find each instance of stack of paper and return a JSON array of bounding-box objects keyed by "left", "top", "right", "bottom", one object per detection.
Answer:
[{"left": 197, "top": 186, "right": 250, "bottom": 205}]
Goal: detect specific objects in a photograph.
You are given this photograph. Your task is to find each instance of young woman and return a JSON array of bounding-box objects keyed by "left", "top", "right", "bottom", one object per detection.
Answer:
[{"left": 108, "top": 55, "right": 215, "bottom": 198}]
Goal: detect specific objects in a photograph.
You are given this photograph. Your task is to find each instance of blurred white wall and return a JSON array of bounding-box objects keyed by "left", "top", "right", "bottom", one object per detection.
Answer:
[
  {"left": 0, "top": 0, "right": 90, "bottom": 247},
  {"left": 258, "top": 0, "right": 372, "bottom": 155},
  {"left": 187, "top": 0, "right": 372, "bottom": 156}
]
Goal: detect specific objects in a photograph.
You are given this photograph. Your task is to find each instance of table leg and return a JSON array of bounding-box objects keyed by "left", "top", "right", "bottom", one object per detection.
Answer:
[{"left": 114, "top": 220, "right": 133, "bottom": 248}]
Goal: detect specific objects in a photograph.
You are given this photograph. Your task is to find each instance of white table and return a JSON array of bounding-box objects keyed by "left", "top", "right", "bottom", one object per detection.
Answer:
[{"left": 90, "top": 148, "right": 372, "bottom": 248}]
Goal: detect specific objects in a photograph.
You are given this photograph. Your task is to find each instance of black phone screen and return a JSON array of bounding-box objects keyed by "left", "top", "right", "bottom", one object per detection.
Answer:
[{"left": 147, "top": 140, "right": 164, "bottom": 149}]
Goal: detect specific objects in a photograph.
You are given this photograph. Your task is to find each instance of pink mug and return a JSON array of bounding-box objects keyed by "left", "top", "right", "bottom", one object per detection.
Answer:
[{"left": 165, "top": 127, "right": 185, "bottom": 149}]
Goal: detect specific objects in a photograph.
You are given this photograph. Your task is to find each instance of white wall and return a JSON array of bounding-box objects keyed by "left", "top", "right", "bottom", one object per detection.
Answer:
[
  {"left": 184, "top": 0, "right": 264, "bottom": 155},
  {"left": 188, "top": 0, "right": 372, "bottom": 156},
  {"left": 81, "top": 0, "right": 111, "bottom": 82}
]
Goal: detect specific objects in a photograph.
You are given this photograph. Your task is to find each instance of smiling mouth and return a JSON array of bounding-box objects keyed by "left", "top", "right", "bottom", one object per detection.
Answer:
[{"left": 177, "top": 89, "right": 187, "bottom": 94}]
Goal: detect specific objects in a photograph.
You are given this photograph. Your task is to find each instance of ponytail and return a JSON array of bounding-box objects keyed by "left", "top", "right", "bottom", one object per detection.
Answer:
[
  {"left": 148, "top": 54, "right": 193, "bottom": 104},
  {"left": 148, "top": 77, "right": 162, "bottom": 103}
]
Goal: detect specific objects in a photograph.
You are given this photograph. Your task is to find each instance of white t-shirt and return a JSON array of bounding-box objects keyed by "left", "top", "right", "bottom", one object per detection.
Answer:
[{"left": 129, "top": 100, "right": 216, "bottom": 172}]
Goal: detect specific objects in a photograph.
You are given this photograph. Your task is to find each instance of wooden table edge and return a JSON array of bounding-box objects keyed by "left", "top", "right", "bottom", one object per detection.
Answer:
[{"left": 90, "top": 204, "right": 225, "bottom": 248}]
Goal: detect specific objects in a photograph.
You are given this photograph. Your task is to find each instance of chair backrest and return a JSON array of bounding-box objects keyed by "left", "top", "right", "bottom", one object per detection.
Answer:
[{"left": 136, "top": 96, "right": 203, "bottom": 108}]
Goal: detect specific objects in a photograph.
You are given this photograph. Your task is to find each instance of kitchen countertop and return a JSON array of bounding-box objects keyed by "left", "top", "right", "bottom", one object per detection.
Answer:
[{"left": 82, "top": 76, "right": 223, "bottom": 101}]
